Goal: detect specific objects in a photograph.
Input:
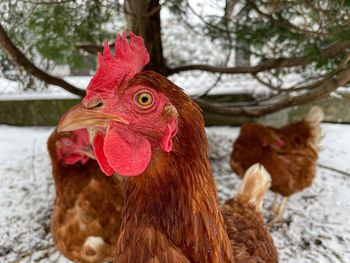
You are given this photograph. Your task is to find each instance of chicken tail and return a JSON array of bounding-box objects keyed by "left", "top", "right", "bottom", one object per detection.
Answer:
[
  {"left": 305, "top": 106, "right": 324, "bottom": 152},
  {"left": 235, "top": 163, "right": 271, "bottom": 212}
]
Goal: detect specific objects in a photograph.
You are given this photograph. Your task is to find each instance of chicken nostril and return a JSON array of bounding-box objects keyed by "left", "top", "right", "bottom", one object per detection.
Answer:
[{"left": 85, "top": 98, "right": 104, "bottom": 109}]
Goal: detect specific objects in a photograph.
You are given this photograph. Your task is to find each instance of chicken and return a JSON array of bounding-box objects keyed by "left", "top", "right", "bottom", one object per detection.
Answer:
[
  {"left": 57, "top": 32, "right": 278, "bottom": 263},
  {"left": 222, "top": 163, "right": 278, "bottom": 263},
  {"left": 230, "top": 106, "right": 324, "bottom": 225},
  {"left": 47, "top": 128, "right": 123, "bottom": 263}
]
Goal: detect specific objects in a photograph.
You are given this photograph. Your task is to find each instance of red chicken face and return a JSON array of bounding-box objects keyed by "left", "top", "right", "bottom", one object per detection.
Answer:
[
  {"left": 57, "top": 32, "right": 178, "bottom": 176},
  {"left": 55, "top": 129, "right": 93, "bottom": 165}
]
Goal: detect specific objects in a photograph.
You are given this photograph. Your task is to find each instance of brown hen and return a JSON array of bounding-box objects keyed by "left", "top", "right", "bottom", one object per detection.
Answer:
[
  {"left": 47, "top": 128, "right": 123, "bottom": 263},
  {"left": 57, "top": 32, "right": 278, "bottom": 263},
  {"left": 230, "top": 106, "right": 324, "bottom": 224}
]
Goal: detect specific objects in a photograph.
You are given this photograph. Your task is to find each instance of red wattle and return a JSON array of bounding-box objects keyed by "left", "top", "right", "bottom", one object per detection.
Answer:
[
  {"left": 65, "top": 154, "right": 83, "bottom": 165},
  {"left": 93, "top": 132, "right": 115, "bottom": 175},
  {"left": 104, "top": 127, "right": 151, "bottom": 176}
]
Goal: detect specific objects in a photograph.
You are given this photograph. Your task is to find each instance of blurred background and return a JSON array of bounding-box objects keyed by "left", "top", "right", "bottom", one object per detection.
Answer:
[
  {"left": 0, "top": 0, "right": 350, "bottom": 262},
  {"left": 2, "top": 0, "right": 350, "bottom": 126}
]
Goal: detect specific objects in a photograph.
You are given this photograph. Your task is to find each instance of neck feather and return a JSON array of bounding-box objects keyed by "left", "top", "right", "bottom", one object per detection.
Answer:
[{"left": 121, "top": 108, "right": 232, "bottom": 262}]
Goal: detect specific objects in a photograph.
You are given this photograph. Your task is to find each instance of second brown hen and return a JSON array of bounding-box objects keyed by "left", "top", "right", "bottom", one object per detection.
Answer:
[
  {"left": 230, "top": 106, "right": 324, "bottom": 225},
  {"left": 48, "top": 128, "right": 123, "bottom": 262}
]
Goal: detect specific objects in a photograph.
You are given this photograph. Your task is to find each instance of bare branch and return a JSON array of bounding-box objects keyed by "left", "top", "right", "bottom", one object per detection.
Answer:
[
  {"left": 335, "top": 48, "right": 350, "bottom": 71},
  {"left": 170, "top": 41, "right": 350, "bottom": 74},
  {"left": 170, "top": 57, "right": 306, "bottom": 74},
  {"left": 254, "top": 47, "right": 350, "bottom": 92},
  {"left": 74, "top": 43, "right": 112, "bottom": 54},
  {"left": 186, "top": 2, "right": 228, "bottom": 34},
  {"left": 253, "top": 73, "right": 282, "bottom": 91},
  {"left": 195, "top": 65, "right": 350, "bottom": 117},
  {"left": 0, "top": 24, "right": 85, "bottom": 97}
]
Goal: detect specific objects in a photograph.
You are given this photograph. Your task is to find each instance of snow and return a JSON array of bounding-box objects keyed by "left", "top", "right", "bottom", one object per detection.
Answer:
[
  {"left": 0, "top": 124, "right": 349, "bottom": 263},
  {"left": 0, "top": 73, "right": 266, "bottom": 100}
]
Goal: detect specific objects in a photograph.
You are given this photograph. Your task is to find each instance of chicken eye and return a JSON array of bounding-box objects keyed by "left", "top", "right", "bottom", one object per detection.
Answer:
[
  {"left": 136, "top": 92, "right": 153, "bottom": 108},
  {"left": 64, "top": 139, "right": 72, "bottom": 145}
]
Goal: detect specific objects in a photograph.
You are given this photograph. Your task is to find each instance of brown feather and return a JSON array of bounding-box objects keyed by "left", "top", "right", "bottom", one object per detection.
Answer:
[{"left": 223, "top": 164, "right": 278, "bottom": 263}]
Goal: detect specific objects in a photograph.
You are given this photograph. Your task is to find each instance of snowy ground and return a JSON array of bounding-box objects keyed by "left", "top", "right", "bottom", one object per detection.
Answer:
[{"left": 0, "top": 124, "right": 349, "bottom": 263}]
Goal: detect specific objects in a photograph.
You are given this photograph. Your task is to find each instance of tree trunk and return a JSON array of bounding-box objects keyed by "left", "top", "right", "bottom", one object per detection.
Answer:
[{"left": 124, "top": 0, "right": 170, "bottom": 76}]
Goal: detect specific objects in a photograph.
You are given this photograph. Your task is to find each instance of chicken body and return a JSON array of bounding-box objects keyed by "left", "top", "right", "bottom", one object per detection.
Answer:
[
  {"left": 230, "top": 107, "right": 324, "bottom": 223},
  {"left": 48, "top": 129, "right": 123, "bottom": 263}
]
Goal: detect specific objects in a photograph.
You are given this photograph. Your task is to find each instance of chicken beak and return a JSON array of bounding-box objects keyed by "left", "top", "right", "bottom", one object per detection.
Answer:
[{"left": 57, "top": 103, "right": 129, "bottom": 132}]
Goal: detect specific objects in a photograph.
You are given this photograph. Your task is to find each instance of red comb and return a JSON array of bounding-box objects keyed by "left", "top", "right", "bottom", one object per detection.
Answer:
[{"left": 85, "top": 31, "right": 150, "bottom": 99}]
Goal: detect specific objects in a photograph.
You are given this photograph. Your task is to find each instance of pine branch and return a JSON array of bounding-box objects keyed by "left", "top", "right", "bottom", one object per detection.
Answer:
[
  {"left": 246, "top": 0, "right": 329, "bottom": 36},
  {"left": 0, "top": 24, "right": 85, "bottom": 97}
]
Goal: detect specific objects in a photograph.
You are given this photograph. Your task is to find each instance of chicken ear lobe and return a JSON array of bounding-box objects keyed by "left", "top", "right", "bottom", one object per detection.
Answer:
[
  {"left": 161, "top": 118, "right": 178, "bottom": 152},
  {"left": 103, "top": 126, "right": 152, "bottom": 176}
]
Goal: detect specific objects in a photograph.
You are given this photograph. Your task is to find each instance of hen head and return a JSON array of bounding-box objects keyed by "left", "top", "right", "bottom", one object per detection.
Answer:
[
  {"left": 241, "top": 123, "right": 285, "bottom": 149},
  {"left": 261, "top": 133, "right": 285, "bottom": 149},
  {"left": 55, "top": 129, "right": 93, "bottom": 165},
  {"left": 58, "top": 32, "right": 179, "bottom": 176}
]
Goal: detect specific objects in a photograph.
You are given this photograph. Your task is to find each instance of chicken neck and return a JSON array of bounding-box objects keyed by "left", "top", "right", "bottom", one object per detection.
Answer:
[{"left": 119, "top": 110, "right": 233, "bottom": 263}]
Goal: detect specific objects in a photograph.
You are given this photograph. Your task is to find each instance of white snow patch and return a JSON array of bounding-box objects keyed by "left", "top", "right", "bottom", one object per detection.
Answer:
[{"left": 0, "top": 124, "right": 349, "bottom": 262}]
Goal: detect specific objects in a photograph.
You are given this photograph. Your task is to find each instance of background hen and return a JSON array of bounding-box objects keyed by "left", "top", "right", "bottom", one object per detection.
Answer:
[
  {"left": 47, "top": 128, "right": 123, "bottom": 263},
  {"left": 230, "top": 106, "right": 324, "bottom": 225}
]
